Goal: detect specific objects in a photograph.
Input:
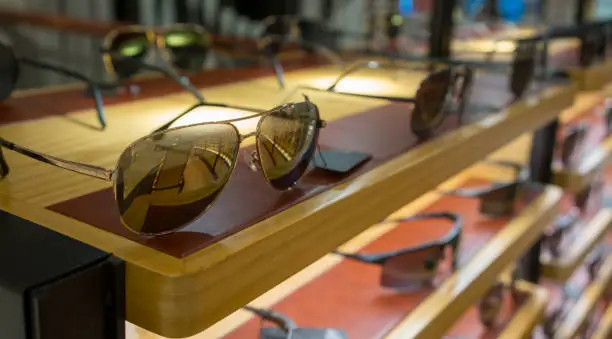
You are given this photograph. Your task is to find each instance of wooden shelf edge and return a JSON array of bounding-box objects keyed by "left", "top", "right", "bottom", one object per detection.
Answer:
[
  {"left": 497, "top": 280, "right": 549, "bottom": 339},
  {"left": 553, "top": 133, "right": 612, "bottom": 192},
  {"left": 541, "top": 209, "right": 612, "bottom": 282},
  {"left": 591, "top": 302, "right": 612, "bottom": 339},
  {"left": 384, "top": 185, "right": 562, "bottom": 339},
  {"left": 560, "top": 92, "right": 604, "bottom": 124},
  {"left": 556, "top": 254, "right": 612, "bottom": 339},
  {"left": 569, "top": 60, "right": 612, "bottom": 91}
]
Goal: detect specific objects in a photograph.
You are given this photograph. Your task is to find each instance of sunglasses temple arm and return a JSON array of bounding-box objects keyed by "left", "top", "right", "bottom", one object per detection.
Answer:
[
  {"left": 17, "top": 57, "right": 108, "bottom": 129},
  {"left": 270, "top": 55, "right": 286, "bottom": 89},
  {"left": 139, "top": 62, "right": 205, "bottom": 103},
  {"left": 0, "top": 137, "right": 113, "bottom": 181},
  {"left": 242, "top": 306, "right": 297, "bottom": 332},
  {"left": 331, "top": 250, "right": 384, "bottom": 264}
]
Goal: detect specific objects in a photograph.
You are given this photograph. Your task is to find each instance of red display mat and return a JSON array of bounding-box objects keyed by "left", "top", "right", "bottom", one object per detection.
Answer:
[
  {"left": 223, "top": 179, "right": 544, "bottom": 339},
  {"left": 44, "top": 70, "right": 554, "bottom": 258}
]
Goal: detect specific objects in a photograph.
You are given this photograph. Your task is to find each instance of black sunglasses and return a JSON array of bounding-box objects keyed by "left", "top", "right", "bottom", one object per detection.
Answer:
[
  {"left": 243, "top": 306, "right": 348, "bottom": 339},
  {"left": 284, "top": 62, "right": 474, "bottom": 139},
  {"left": 0, "top": 42, "right": 109, "bottom": 129},
  {"left": 333, "top": 212, "right": 462, "bottom": 291},
  {"left": 258, "top": 15, "right": 343, "bottom": 89},
  {"left": 542, "top": 211, "right": 580, "bottom": 259},
  {"left": 440, "top": 160, "right": 528, "bottom": 217},
  {"left": 559, "top": 124, "right": 588, "bottom": 169},
  {"left": 100, "top": 24, "right": 210, "bottom": 103},
  {"left": 478, "top": 269, "right": 529, "bottom": 327}
]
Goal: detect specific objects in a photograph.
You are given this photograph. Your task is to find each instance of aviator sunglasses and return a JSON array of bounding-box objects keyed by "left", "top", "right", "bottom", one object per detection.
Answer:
[
  {"left": 542, "top": 211, "right": 580, "bottom": 259},
  {"left": 0, "top": 43, "right": 108, "bottom": 129},
  {"left": 284, "top": 61, "right": 474, "bottom": 139},
  {"left": 333, "top": 212, "right": 462, "bottom": 290},
  {"left": 478, "top": 269, "right": 529, "bottom": 327},
  {"left": 243, "top": 306, "right": 348, "bottom": 339},
  {"left": 0, "top": 98, "right": 324, "bottom": 236},
  {"left": 100, "top": 23, "right": 219, "bottom": 102}
]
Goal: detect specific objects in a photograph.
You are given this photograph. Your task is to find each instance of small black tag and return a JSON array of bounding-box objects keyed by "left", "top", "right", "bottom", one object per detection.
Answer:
[{"left": 312, "top": 149, "right": 372, "bottom": 174}]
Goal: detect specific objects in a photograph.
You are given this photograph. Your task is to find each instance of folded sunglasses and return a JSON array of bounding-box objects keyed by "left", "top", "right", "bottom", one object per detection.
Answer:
[
  {"left": 559, "top": 123, "right": 587, "bottom": 170},
  {"left": 284, "top": 61, "right": 474, "bottom": 139},
  {"left": 478, "top": 269, "right": 529, "bottom": 327},
  {"left": 440, "top": 160, "right": 529, "bottom": 217},
  {"left": 243, "top": 306, "right": 348, "bottom": 339},
  {"left": 542, "top": 210, "right": 580, "bottom": 259},
  {"left": 100, "top": 23, "right": 222, "bottom": 102},
  {"left": 333, "top": 212, "right": 462, "bottom": 291},
  {"left": 0, "top": 97, "right": 324, "bottom": 236}
]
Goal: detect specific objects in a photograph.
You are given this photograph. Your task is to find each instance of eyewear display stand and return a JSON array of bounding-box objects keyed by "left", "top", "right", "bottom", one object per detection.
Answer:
[
  {"left": 223, "top": 176, "right": 560, "bottom": 339},
  {"left": 445, "top": 276, "right": 549, "bottom": 338},
  {"left": 591, "top": 304, "right": 612, "bottom": 339},
  {"left": 552, "top": 254, "right": 612, "bottom": 339},
  {"left": 540, "top": 209, "right": 612, "bottom": 282}
]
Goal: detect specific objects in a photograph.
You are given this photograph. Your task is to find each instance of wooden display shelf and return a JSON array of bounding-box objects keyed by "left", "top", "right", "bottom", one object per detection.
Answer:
[
  {"left": 541, "top": 209, "right": 612, "bottom": 282},
  {"left": 0, "top": 72, "right": 573, "bottom": 338},
  {"left": 553, "top": 134, "right": 612, "bottom": 193},
  {"left": 497, "top": 280, "right": 549, "bottom": 339},
  {"left": 383, "top": 184, "right": 562, "bottom": 339},
  {"left": 554, "top": 254, "right": 612, "bottom": 339},
  {"left": 569, "top": 59, "right": 612, "bottom": 91},
  {"left": 592, "top": 303, "right": 612, "bottom": 339}
]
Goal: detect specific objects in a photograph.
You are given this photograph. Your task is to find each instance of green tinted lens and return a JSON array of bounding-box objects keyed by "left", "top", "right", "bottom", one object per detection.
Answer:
[
  {"left": 109, "top": 31, "right": 149, "bottom": 78},
  {"left": 114, "top": 123, "right": 240, "bottom": 235},
  {"left": 256, "top": 102, "right": 319, "bottom": 190},
  {"left": 164, "top": 28, "right": 210, "bottom": 71}
]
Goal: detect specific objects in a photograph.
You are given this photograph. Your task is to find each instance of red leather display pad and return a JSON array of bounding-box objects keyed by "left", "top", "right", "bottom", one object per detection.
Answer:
[{"left": 223, "top": 179, "right": 544, "bottom": 339}]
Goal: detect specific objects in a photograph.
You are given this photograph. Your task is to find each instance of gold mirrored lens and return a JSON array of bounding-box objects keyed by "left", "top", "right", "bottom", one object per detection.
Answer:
[
  {"left": 256, "top": 102, "right": 318, "bottom": 190},
  {"left": 114, "top": 123, "right": 240, "bottom": 235}
]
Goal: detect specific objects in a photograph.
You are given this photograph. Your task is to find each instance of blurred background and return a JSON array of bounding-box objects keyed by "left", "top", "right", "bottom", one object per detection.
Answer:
[{"left": 1, "top": 0, "right": 612, "bottom": 89}]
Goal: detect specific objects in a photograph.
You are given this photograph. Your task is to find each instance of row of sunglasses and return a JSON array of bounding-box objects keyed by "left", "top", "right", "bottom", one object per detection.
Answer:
[
  {"left": 229, "top": 157, "right": 601, "bottom": 339},
  {"left": 0, "top": 17, "right": 545, "bottom": 236}
]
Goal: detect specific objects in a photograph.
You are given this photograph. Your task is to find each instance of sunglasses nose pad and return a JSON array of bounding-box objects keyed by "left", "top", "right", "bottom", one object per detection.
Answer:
[{"left": 244, "top": 150, "right": 261, "bottom": 172}]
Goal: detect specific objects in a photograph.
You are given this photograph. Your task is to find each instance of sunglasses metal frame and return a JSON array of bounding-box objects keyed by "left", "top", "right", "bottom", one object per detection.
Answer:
[
  {"left": 100, "top": 23, "right": 212, "bottom": 102},
  {"left": 333, "top": 212, "right": 462, "bottom": 287},
  {"left": 0, "top": 98, "right": 324, "bottom": 236}
]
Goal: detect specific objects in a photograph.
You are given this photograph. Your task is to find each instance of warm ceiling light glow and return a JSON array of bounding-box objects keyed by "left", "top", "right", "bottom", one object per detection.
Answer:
[{"left": 171, "top": 106, "right": 259, "bottom": 134}]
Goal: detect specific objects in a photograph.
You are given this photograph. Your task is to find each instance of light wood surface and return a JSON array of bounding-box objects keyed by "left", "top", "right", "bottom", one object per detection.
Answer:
[
  {"left": 570, "top": 59, "right": 612, "bottom": 91},
  {"left": 1, "top": 64, "right": 574, "bottom": 337},
  {"left": 592, "top": 303, "right": 612, "bottom": 339},
  {"left": 497, "top": 280, "right": 549, "bottom": 339},
  {"left": 555, "top": 254, "right": 612, "bottom": 339},
  {"left": 541, "top": 209, "right": 612, "bottom": 282},
  {"left": 384, "top": 185, "right": 562, "bottom": 339}
]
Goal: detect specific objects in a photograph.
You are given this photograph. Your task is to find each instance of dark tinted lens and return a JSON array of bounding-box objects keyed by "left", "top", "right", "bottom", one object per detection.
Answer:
[
  {"left": 411, "top": 68, "right": 452, "bottom": 138},
  {"left": 257, "top": 101, "right": 319, "bottom": 190},
  {"left": 108, "top": 31, "right": 149, "bottom": 78},
  {"left": 264, "top": 16, "right": 293, "bottom": 38},
  {"left": 0, "top": 43, "right": 18, "bottom": 101},
  {"left": 380, "top": 247, "right": 442, "bottom": 290},
  {"left": 164, "top": 27, "right": 210, "bottom": 71},
  {"left": 479, "top": 183, "right": 520, "bottom": 216},
  {"left": 114, "top": 123, "right": 240, "bottom": 235},
  {"left": 510, "top": 41, "right": 535, "bottom": 98},
  {"left": 575, "top": 185, "right": 592, "bottom": 211},
  {"left": 478, "top": 283, "right": 504, "bottom": 327}
]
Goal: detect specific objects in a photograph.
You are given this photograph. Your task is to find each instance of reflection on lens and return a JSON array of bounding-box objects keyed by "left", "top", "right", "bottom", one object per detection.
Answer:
[
  {"left": 257, "top": 101, "right": 319, "bottom": 190},
  {"left": 411, "top": 68, "right": 452, "bottom": 137},
  {"left": 164, "top": 28, "right": 210, "bottom": 71},
  {"left": 114, "top": 123, "right": 240, "bottom": 235},
  {"left": 381, "top": 247, "right": 442, "bottom": 291},
  {"left": 0, "top": 43, "right": 18, "bottom": 101},
  {"left": 109, "top": 31, "right": 149, "bottom": 78}
]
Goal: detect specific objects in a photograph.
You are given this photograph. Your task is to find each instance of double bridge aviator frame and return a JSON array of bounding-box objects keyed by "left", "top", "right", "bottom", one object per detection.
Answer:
[{"left": 0, "top": 97, "right": 326, "bottom": 236}]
